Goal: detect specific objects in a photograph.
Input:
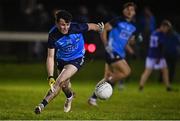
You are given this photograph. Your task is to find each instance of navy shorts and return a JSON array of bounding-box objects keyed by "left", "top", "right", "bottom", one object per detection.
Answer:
[
  {"left": 57, "top": 57, "right": 84, "bottom": 71},
  {"left": 105, "top": 51, "right": 123, "bottom": 65}
]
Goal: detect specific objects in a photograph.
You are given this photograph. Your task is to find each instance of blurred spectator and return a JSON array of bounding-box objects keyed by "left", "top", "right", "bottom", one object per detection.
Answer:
[
  {"left": 95, "top": 4, "right": 117, "bottom": 23},
  {"left": 159, "top": 23, "right": 180, "bottom": 83},
  {"left": 24, "top": 3, "right": 50, "bottom": 60},
  {"left": 24, "top": 3, "right": 50, "bottom": 31},
  {"left": 139, "top": 7, "right": 156, "bottom": 34},
  {"left": 137, "top": 6, "right": 156, "bottom": 58},
  {"left": 0, "top": 4, "right": 3, "bottom": 29},
  {"left": 33, "top": 4, "right": 50, "bottom": 60},
  {"left": 75, "top": 5, "right": 89, "bottom": 23},
  {"left": 33, "top": 3, "right": 50, "bottom": 31}
]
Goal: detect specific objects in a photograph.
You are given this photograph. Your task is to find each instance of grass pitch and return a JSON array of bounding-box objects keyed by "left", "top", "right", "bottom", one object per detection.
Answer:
[{"left": 0, "top": 60, "right": 180, "bottom": 120}]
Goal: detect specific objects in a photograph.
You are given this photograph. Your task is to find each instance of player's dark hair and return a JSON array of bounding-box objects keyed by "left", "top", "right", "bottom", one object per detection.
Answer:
[
  {"left": 55, "top": 10, "right": 72, "bottom": 23},
  {"left": 160, "top": 20, "right": 172, "bottom": 28},
  {"left": 123, "top": 2, "right": 137, "bottom": 10},
  {"left": 160, "top": 20, "right": 173, "bottom": 34}
]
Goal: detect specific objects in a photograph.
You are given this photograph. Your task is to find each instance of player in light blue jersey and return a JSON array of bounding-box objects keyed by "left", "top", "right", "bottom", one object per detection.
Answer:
[
  {"left": 88, "top": 2, "right": 137, "bottom": 106},
  {"left": 34, "top": 10, "right": 104, "bottom": 114}
]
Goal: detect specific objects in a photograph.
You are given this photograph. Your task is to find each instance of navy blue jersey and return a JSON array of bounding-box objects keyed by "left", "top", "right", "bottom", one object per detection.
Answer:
[
  {"left": 47, "top": 22, "right": 88, "bottom": 61},
  {"left": 164, "top": 31, "right": 180, "bottom": 56},
  {"left": 147, "top": 31, "right": 165, "bottom": 58},
  {"left": 108, "top": 17, "right": 137, "bottom": 58}
]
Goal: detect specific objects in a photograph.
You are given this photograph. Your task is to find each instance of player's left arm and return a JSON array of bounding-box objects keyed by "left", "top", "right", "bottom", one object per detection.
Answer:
[
  {"left": 87, "top": 23, "right": 104, "bottom": 33},
  {"left": 126, "top": 36, "right": 136, "bottom": 57},
  {"left": 126, "top": 43, "right": 134, "bottom": 55},
  {"left": 128, "top": 35, "right": 136, "bottom": 45},
  {"left": 126, "top": 27, "right": 142, "bottom": 56},
  {"left": 71, "top": 22, "right": 104, "bottom": 33}
]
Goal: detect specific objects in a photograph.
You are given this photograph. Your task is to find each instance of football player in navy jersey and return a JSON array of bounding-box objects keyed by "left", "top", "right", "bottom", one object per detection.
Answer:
[
  {"left": 88, "top": 2, "right": 138, "bottom": 106},
  {"left": 34, "top": 10, "right": 104, "bottom": 114},
  {"left": 139, "top": 20, "right": 172, "bottom": 91}
]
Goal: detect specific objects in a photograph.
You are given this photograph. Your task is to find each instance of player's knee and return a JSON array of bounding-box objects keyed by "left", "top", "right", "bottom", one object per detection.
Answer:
[
  {"left": 127, "top": 68, "right": 131, "bottom": 76},
  {"left": 122, "top": 68, "right": 131, "bottom": 78},
  {"left": 60, "top": 81, "right": 69, "bottom": 89}
]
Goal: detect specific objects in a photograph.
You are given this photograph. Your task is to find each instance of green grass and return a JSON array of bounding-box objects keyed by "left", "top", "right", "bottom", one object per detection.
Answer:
[{"left": 0, "top": 60, "right": 180, "bottom": 120}]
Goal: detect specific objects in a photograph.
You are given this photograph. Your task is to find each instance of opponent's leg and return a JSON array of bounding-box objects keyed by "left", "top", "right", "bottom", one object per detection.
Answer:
[
  {"left": 139, "top": 68, "right": 152, "bottom": 91},
  {"left": 161, "top": 67, "right": 171, "bottom": 91}
]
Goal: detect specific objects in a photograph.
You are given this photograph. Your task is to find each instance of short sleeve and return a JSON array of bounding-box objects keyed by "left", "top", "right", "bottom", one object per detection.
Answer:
[
  {"left": 47, "top": 34, "right": 55, "bottom": 49},
  {"left": 69, "top": 22, "right": 88, "bottom": 33},
  {"left": 109, "top": 17, "right": 121, "bottom": 27}
]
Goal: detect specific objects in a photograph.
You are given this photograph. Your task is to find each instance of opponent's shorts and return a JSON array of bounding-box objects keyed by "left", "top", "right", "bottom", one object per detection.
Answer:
[
  {"left": 145, "top": 57, "right": 167, "bottom": 70},
  {"left": 105, "top": 51, "right": 123, "bottom": 65},
  {"left": 57, "top": 57, "right": 84, "bottom": 71}
]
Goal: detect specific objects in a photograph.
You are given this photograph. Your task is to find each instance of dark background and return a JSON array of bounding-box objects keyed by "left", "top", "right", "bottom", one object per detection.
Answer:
[
  {"left": 0, "top": 0, "right": 180, "bottom": 31},
  {"left": 0, "top": 0, "right": 180, "bottom": 62}
]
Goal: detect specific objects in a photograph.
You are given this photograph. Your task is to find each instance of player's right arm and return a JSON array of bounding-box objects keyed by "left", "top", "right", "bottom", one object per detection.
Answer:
[
  {"left": 47, "top": 29, "right": 56, "bottom": 78},
  {"left": 46, "top": 48, "right": 56, "bottom": 92},
  {"left": 101, "top": 17, "right": 120, "bottom": 46},
  {"left": 46, "top": 48, "right": 55, "bottom": 78}
]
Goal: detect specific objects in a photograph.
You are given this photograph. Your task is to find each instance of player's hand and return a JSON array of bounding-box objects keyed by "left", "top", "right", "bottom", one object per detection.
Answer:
[
  {"left": 97, "top": 22, "right": 104, "bottom": 33},
  {"left": 48, "top": 76, "right": 56, "bottom": 92}
]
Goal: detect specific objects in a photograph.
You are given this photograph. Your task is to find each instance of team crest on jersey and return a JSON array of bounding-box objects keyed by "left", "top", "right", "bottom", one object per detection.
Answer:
[
  {"left": 119, "top": 30, "right": 131, "bottom": 40},
  {"left": 67, "top": 39, "right": 73, "bottom": 45},
  {"left": 117, "top": 22, "right": 136, "bottom": 40}
]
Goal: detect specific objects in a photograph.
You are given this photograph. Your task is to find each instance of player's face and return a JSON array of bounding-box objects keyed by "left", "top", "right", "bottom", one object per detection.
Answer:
[
  {"left": 56, "top": 19, "right": 71, "bottom": 34},
  {"left": 123, "top": 6, "right": 136, "bottom": 20},
  {"left": 160, "top": 26, "right": 170, "bottom": 33}
]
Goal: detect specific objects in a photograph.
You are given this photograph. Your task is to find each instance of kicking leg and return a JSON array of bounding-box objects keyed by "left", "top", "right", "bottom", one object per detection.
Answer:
[
  {"left": 88, "top": 64, "right": 114, "bottom": 106},
  {"left": 109, "top": 59, "right": 131, "bottom": 82},
  {"left": 35, "top": 64, "right": 78, "bottom": 114},
  {"left": 89, "top": 60, "right": 131, "bottom": 106}
]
